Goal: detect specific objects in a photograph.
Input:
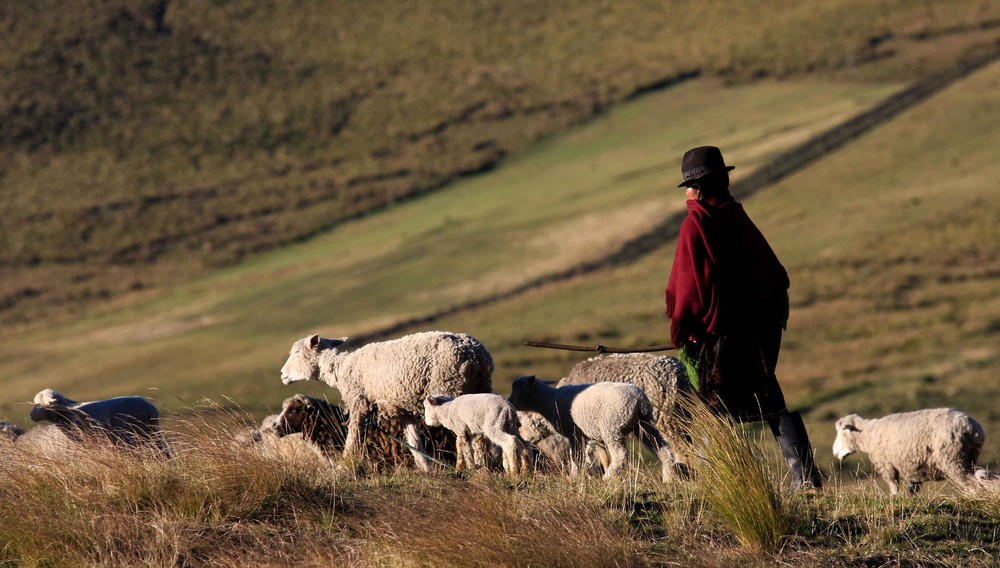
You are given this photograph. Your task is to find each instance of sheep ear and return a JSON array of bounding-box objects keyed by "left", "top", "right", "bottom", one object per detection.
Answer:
[
  {"left": 426, "top": 396, "right": 438, "bottom": 406},
  {"left": 307, "top": 334, "right": 321, "bottom": 349},
  {"left": 526, "top": 375, "right": 536, "bottom": 385}
]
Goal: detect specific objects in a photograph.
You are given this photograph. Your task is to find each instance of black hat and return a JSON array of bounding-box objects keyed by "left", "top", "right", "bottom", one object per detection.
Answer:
[{"left": 677, "top": 146, "right": 735, "bottom": 187}]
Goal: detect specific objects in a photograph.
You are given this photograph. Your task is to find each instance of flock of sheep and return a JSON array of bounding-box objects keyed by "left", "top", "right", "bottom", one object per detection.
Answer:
[{"left": 2, "top": 330, "right": 998, "bottom": 495}]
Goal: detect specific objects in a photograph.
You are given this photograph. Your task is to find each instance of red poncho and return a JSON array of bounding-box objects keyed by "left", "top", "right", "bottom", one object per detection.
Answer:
[{"left": 665, "top": 197, "right": 789, "bottom": 346}]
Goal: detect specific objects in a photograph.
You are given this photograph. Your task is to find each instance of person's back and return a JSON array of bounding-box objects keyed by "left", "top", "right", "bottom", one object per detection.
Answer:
[{"left": 665, "top": 146, "right": 821, "bottom": 490}]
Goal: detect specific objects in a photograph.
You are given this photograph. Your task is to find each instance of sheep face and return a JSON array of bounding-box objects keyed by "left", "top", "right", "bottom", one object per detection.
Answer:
[
  {"left": 507, "top": 375, "right": 550, "bottom": 412},
  {"left": 280, "top": 335, "right": 346, "bottom": 384},
  {"left": 423, "top": 395, "right": 453, "bottom": 427},
  {"left": 272, "top": 396, "right": 315, "bottom": 437},
  {"left": 832, "top": 414, "right": 862, "bottom": 460}
]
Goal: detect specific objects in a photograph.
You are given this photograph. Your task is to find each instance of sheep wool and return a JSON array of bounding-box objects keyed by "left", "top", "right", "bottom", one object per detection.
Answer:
[
  {"left": 559, "top": 353, "right": 693, "bottom": 468},
  {"left": 280, "top": 331, "right": 492, "bottom": 470},
  {"left": 833, "top": 408, "right": 985, "bottom": 494},
  {"left": 508, "top": 376, "right": 681, "bottom": 482},
  {"left": 424, "top": 393, "right": 528, "bottom": 475},
  {"left": 30, "top": 388, "right": 171, "bottom": 458}
]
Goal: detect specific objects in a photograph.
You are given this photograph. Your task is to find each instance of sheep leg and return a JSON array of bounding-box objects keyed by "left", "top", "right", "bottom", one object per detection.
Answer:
[
  {"left": 602, "top": 438, "right": 627, "bottom": 480},
  {"left": 877, "top": 465, "right": 900, "bottom": 495},
  {"left": 459, "top": 431, "right": 476, "bottom": 470},
  {"left": 491, "top": 431, "right": 522, "bottom": 476},
  {"left": 637, "top": 420, "right": 683, "bottom": 482},
  {"left": 343, "top": 402, "right": 368, "bottom": 459},
  {"left": 403, "top": 418, "right": 432, "bottom": 472}
]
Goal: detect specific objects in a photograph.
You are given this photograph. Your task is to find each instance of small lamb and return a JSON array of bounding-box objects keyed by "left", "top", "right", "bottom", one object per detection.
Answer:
[
  {"left": 423, "top": 393, "right": 528, "bottom": 475},
  {"left": 280, "top": 331, "right": 493, "bottom": 471},
  {"left": 30, "top": 388, "right": 171, "bottom": 458},
  {"left": 508, "top": 375, "right": 681, "bottom": 481},
  {"left": 833, "top": 408, "right": 985, "bottom": 494}
]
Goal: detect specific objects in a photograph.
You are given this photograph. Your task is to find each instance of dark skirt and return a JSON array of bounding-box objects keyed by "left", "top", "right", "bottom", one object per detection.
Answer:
[{"left": 681, "top": 327, "right": 788, "bottom": 422}]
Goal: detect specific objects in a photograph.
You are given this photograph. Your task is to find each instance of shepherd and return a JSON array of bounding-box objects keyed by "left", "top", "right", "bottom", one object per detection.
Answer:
[{"left": 665, "top": 145, "right": 823, "bottom": 490}]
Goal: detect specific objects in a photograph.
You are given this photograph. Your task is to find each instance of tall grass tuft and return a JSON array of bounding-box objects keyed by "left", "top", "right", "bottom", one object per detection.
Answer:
[{"left": 680, "top": 395, "right": 788, "bottom": 553}]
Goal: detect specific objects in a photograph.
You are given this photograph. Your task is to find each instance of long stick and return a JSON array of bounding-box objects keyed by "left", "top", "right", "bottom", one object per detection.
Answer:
[{"left": 522, "top": 340, "right": 678, "bottom": 353}]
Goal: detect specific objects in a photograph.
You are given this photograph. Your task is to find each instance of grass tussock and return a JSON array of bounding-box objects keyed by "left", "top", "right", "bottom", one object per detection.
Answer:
[{"left": 679, "top": 396, "right": 788, "bottom": 553}]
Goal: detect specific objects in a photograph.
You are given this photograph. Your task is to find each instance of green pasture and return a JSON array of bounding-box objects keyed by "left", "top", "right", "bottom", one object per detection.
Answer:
[
  {"left": 0, "top": 77, "right": 897, "bottom": 416},
  {"left": 2, "top": 62, "right": 999, "bottom": 484}
]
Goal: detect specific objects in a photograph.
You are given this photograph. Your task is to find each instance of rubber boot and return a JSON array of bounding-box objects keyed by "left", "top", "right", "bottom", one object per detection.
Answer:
[{"left": 769, "top": 410, "right": 823, "bottom": 490}]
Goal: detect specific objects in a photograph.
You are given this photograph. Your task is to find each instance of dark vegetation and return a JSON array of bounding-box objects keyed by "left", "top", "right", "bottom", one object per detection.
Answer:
[{"left": 3, "top": 0, "right": 1000, "bottom": 330}]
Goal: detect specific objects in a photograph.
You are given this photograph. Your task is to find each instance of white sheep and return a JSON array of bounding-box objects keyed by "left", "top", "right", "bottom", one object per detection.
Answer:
[
  {"left": 833, "top": 409, "right": 985, "bottom": 494},
  {"left": 558, "top": 353, "right": 693, "bottom": 473},
  {"left": 280, "top": 331, "right": 493, "bottom": 470},
  {"left": 508, "top": 375, "right": 681, "bottom": 481},
  {"left": 231, "top": 412, "right": 330, "bottom": 466},
  {"left": 423, "top": 393, "right": 528, "bottom": 475},
  {"left": 9, "top": 424, "right": 77, "bottom": 458},
  {"left": 30, "top": 388, "right": 171, "bottom": 458}
]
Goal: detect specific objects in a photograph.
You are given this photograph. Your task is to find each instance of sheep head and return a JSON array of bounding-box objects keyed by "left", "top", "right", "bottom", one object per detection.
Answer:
[
  {"left": 422, "top": 395, "right": 452, "bottom": 427},
  {"left": 280, "top": 335, "right": 347, "bottom": 385},
  {"left": 832, "top": 414, "right": 863, "bottom": 460}
]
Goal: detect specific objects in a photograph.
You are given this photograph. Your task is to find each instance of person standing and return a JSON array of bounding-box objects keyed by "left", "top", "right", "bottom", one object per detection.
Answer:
[{"left": 665, "top": 146, "right": 822, "bottom": 490}]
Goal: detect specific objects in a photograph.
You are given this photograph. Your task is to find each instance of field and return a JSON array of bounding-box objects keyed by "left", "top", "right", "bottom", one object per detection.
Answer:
[{"left": 2, "top": 1, "right": 1000, "bottom": 566}]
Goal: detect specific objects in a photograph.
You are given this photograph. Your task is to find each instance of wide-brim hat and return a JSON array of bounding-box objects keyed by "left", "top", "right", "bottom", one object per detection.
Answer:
[{"left": 677, "top": 145, "right": 735, "bottom": 187}]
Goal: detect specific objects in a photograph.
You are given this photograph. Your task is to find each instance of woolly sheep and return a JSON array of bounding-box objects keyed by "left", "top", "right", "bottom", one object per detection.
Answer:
[
  {"left": 280, "top": 331, "right": 493, "bottom": 470},
  {"left": 269, "top": 394, "right": 349, "bottom": 461},
  {"left": 30, "top": 388, "right": 171, "bottom": 458},
  {"left": 558, "top": 353, "right": 693, "bottom": 472},
  {"left": 973, "top": 468, "right": 1000, "bottom": 492},
  {"left": 9, "top": 424, "right": 77, "bottom": 458},
  {"left": 424, "top": 393, "right": 528, "bottom": 475},
  {"left": 508, "top": 376, "right": 682, "bottom": 482},
  {"left": 231, "top": 412, "right": 329, "bottom": 466},
  {"left": 517, "top": 410, "right": 572, "bottom": 473},
  {"left": 833, "top": 409, "right": 985, "bottom": 494}
]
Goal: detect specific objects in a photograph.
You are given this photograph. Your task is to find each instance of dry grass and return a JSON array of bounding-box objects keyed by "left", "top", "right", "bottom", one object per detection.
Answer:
[{"left": 2, "top": 413, "right": 996, "bottom": 567}]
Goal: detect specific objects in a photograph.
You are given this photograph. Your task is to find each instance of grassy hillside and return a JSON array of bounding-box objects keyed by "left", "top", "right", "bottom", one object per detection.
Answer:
[
  {"left": 0, "top": 77, "right": 902, "bottom": 416},
  {"left": 3, "top": 0, "right": 1000, "bottom": 328}
]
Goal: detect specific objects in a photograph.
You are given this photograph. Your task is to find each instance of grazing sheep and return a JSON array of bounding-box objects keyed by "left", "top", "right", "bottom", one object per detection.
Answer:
[
  {"left": 423, "top": 394, "right": 528, "bottom": 475},
  {"left": 10, "top": 424, "right": 77, "bottom": 457},
  {"left": 508, "top": 375, "right": 682, "bottom": 482},
  {"left": 518, "top": 410, "right": 572, "bottom": 473},
  {"left": 280, "top": 331, "right": 493, "bottom": 470},
  {"left": 270, "top": 394, "right": 349, "bottom": 461},
  {"left": 833, "top": 409, "right": 985, "bottom": 494},
  {"left": 30, "top": 388, "right": 171, "bottom": 458},
  {"left": 559, "top": 353, "right": 693, "bottom": 473},
  {"left": 231, "top": 413, "right": 329, "bottom": 466}
]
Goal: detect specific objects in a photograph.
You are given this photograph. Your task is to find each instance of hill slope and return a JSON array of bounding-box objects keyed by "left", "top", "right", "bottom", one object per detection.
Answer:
[{"left": 3, "top": 0, "right": 1000, "bottom": 328}]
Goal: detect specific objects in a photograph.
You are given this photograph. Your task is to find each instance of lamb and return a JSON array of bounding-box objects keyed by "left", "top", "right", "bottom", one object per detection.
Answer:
[
  {"left": 423, "top": 393, "right": 528, "bottom": 475},
  {"left": 507, "top": 375, "right": 682, "bottom": 481},
  {"left": 280, "top": 331, "right": 493, "bottom": 470},
  {"left": 558, "top": 353, "right": 693, "bottom": 472},
  {"left": 832, "top": 409, "right": 986, "bottom": 494},
  {"left": 30, "top": 388, "right": 171, "bottom": 458}
]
